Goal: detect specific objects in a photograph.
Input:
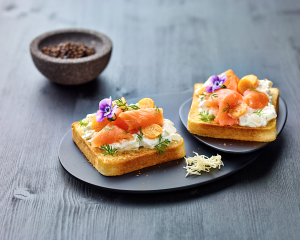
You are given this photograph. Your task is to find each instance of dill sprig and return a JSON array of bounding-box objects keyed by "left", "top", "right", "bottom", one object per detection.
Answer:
[
  {"left": 155, "top": 106, "right": 161, "bottom": 115},
  {"left": 199, "top": 93, "right": 207, "bottom": 101},
  {"left": 115, "top": 98, "right": 140, "bottom": 111},
  {"left": 100, "top": 143, "right": 117, "bottom": 156},
  {"left": 137, "top": 126, "right": 143, "bottom": 144},
  {"left": 200, "top": 93, "right": 218, "bottom": 101},
  {"left": 115, "top": 98, "right": 127, "bottom": 108},
  {"left": 253, "top": 109, "right": 264, "bottom": 117},
  {"left": 155, "top": 135, "right": 171, "bottom": 155},
  {"left": 79, "top": 120, "right": 89, "bottom": 127},
  {"left": 210, "top": 93, "right": 218, "bottom": 99},
  {"left": 103, "top": 125, "right": 114, "bottom": 130},
  {"left": 220, "top": 85, "right": 227, "bottom": 89},
  {"left": 222, "top": 102, "right": 230, "bottom": 113},
  {"left": 123, "top": 130, "right": 129, "bottom": 135},
  {"left": 129, "top": 104, "right": 140, "bottom": 110},
  {"left": 199, "top": 111, "right": 215, "bottom": 122}
]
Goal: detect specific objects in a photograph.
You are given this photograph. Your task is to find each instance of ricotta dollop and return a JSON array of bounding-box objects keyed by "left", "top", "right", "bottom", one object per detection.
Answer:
[
  {"left": 83, "top": 122, "right": 95, "bottom": 141},
  {"left": 81, "top": 114, "right": 96, "bottom": 142},
  {"left": 239, "top": 103, "right": 277, "bottom": 127},
  {"left": 256, "top": 79, "right": 273, "bottom": 101}
]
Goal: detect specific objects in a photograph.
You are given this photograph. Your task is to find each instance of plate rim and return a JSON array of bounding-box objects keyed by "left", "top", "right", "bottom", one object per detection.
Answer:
[{"left": 58, "top": 131, "right": 263, "bottom": 193}]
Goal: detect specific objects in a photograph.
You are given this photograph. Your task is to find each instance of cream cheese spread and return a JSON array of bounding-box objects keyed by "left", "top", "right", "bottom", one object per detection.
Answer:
[
  {"left": 110, "top": 119, "right": 181, "bottom": 152},
  {"left": 239, "top": 103, "right": 277, "bottom": 127},
  {"left": 196, "top": 79, "right": 277, "bottom": 127},
  {"left": 256, "top": 79, "right": 273, "bottom": 102},
  {"left": 238, "top": 79, "right": 276, "bottom": 127},
  {"left": 81, "top": 113, "right": 96, "bottom": 142},
  {"left": 198, "top": 99, "right": 210, "bottom": 113}
]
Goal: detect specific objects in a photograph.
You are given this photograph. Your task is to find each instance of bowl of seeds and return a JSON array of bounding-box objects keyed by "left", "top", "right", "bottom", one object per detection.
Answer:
[{"left": 30, "top": 29, "right": 112, "bottom": 85}]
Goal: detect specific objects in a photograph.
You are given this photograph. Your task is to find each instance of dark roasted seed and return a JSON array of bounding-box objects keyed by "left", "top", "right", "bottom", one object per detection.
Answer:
[{"left": 41, "top": 41, "right": 96, "bottom": 59}]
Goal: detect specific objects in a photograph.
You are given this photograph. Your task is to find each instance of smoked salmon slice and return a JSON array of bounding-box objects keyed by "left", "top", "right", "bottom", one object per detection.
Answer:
[
  {"left": 205, "top": 89, "right": 243, "bottom": 126},
  {"left": 205, "top": 89, "right": 230, "bottom": 108},
  {"left": 91, "top": 123, "right": 134, "bottom": 148},
  {"left": 92, "top": 117, "right": 109, "bottom": 132},
  {"left": 243, "top": 89, "right": 269, "bottom": 109},
  {"left": 112, "top": 108, "right": 129, "bottom": 131},
  {"left": 92, "top": 108, "right": 129, "bottom": 132},
  {"left": 221, "top": 69, "right": 240, "bottom": 92},
  {"left": 119, "top": 108, "right": 164, "bottom": 131}
]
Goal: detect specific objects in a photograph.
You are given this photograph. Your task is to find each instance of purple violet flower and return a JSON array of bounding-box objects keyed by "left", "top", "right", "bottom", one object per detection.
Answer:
[
  {"left": 96, "top": 97, "right": 117, "bottom": 122},
  {"left": 205, "top": 74, "right": 227, "bottom": 93}
]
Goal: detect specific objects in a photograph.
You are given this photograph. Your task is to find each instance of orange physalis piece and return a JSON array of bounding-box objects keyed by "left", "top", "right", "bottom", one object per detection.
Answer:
[
  {"left": 141, "top": 124, "right": 163, "bottom": 139},
  {"left": 238, "top": 74, "right": 259, "bottom": 94},
  {"left": 137, "top": 98, "right": 155, "bottom": 109},
  {"left": 228, "top": 101, "right": 247, "bottom": 118}
]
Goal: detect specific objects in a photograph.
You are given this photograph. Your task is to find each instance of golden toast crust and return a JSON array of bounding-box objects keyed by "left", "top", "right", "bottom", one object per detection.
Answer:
[
  {"left": 187, "top": 83, "right": 279, "bottom": 142},
  {"left": 72, "top": 122, "right": 186, "bottom": 176}
]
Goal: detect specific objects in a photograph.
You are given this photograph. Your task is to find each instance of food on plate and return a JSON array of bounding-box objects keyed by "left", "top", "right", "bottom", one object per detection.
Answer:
[
  {"left": 72, "top": 97, "right": 186, "bottom": 176},
  {"left": 187, "top": 69, "right": 279, "bottom": 142},
  {"left": 184, "top": 152, "right": 224, "bottom": 177}
]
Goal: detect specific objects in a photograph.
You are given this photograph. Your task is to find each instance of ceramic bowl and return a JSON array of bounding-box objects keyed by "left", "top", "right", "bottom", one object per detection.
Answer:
[{"left": 30, "top": 29, "right": 112, "bottom": 85}]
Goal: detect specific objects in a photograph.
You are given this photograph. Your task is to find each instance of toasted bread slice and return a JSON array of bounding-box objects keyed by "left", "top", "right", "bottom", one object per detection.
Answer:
[
  {"left": 72, "top": 122, "right": 186, "bottom": 176},
  {"left": 187, "top": 83, "right": 279, "bottom": 142}
]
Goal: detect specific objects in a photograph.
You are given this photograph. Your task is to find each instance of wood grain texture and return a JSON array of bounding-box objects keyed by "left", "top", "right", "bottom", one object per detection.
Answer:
[{"left": 0, "top": 0, "right": 300, "bottom": 239}]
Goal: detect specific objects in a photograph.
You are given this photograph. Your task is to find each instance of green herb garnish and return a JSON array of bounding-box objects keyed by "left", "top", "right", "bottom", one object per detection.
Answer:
[
  {"left": 79, "top": 120, "right": 89, "bottom": 127},
  {"left": 222, "top": 102, "right": 230, "bottom": 113},
  {"left": 155, "top": 106, "right": 161, "bottom": 115},
  {"left": 253, "top": 109, "right": 264, "bottom": 117},
  {"left": 137, "top": 126, "right": 143, "bottom": 143},
  {"left": 200, "top": 93, "right": 207, "bottom": 101},
  {"left": 200, "top": 93, "right": 218, "bottom": 101},
  {"left": 210, "top": 93, "right": 218, "bottom": 99},
  {"left": 103, "top": 125, "right": 114, "bottom": 130},
  {"left": 115, "top": 98, "right": 127, "bottom": 108},
  {"left": 107, "top": 113, "right": 117, "bottom": 122},
  {"left": 100, "top": 143, "right": 117, "bottom": 156},
  {"left": 129, "top": 105, "right": 140, "bottom": 110},
  {"left": 199, "top": 111, "right": 215, "bottom": 122},
  {"left": 123, "top": 130, "right": 129, "bottom": 135},
  {"left": 154, "top": 135, "right": 171, "bottom": 155},
  {"left": 115, "top": 98, "right": 140, "bottom": 111},
  {"left": 220, "top": 85, "right": 227, "bottom": 89}
]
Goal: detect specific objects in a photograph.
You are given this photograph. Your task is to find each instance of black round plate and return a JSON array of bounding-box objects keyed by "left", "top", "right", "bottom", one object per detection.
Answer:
[
  {"left": 59, "top": 91, "right": 263, "bottom": 193},
  {"left": 179, "top": 96, "right": 287, "bottom": 154}
]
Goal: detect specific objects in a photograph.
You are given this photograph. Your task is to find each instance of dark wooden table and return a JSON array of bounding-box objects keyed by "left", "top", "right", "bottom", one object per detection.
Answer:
[{"left": 1, "top": 0, "right": 300, "bottom": 239}]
